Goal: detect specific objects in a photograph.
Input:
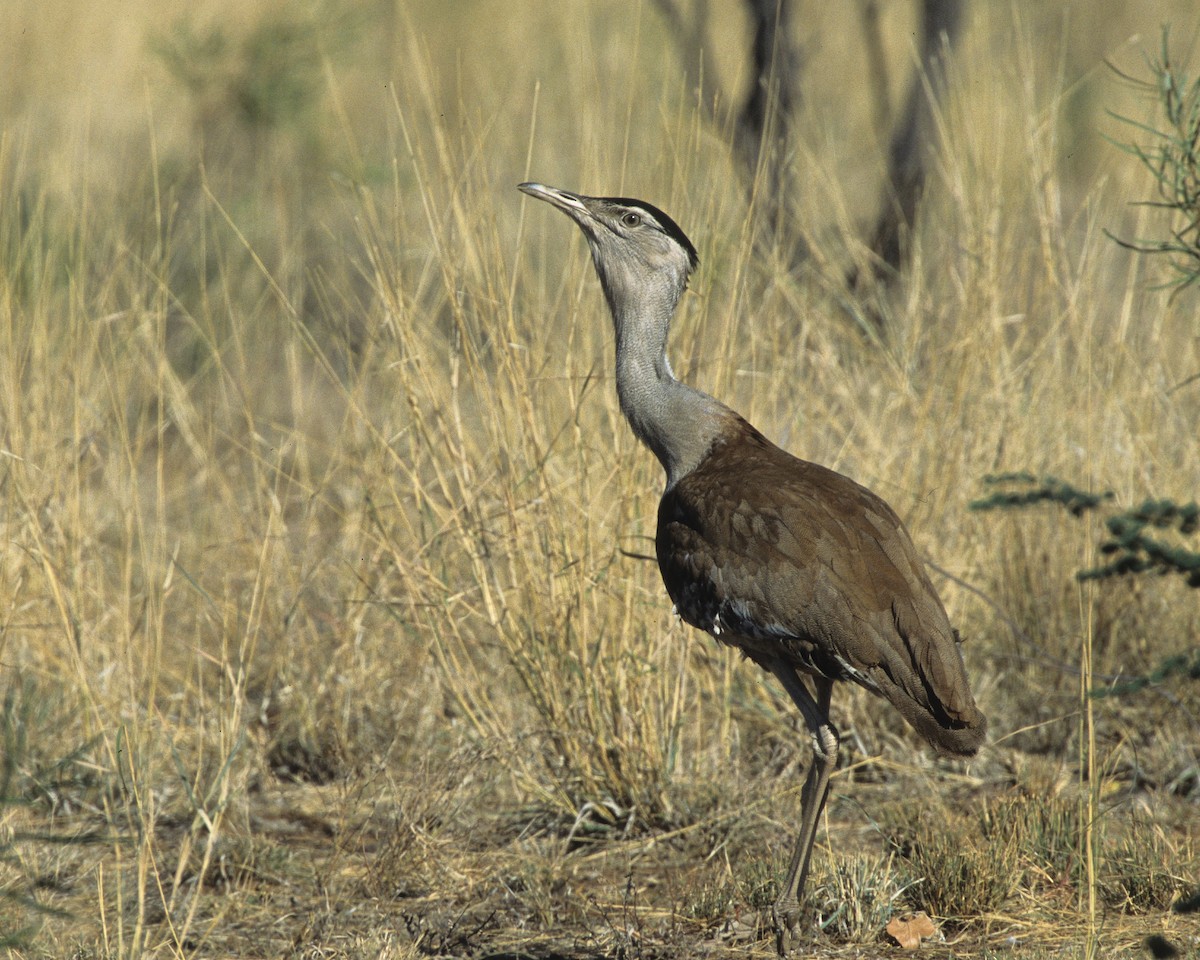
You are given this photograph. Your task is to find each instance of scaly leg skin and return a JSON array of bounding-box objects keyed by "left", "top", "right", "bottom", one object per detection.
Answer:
[{"left": 765, "top": 667, "right": 839, "bottom": 956}]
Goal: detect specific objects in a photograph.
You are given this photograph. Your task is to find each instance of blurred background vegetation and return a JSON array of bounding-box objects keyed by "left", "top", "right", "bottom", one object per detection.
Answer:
[{"left": 0, "top": 1, "right": 1198, "bottom": 956}]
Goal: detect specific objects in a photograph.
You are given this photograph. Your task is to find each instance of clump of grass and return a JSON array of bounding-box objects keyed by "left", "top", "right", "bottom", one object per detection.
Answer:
[
  {"left": 256, "top": 674, "right": 363, "bottom": 786},
  {"left": 887, "top": 788, "right": 1196, "bottom": 926},
  {"left": 683, "top": 856, "right": 776, "bottom": 926},
  {"left": 885, "top": 798, "right": 1023, "bottom": 921},
  {"left": 809, "top": 850, "right": 911, "bottom": 941},
  {"left": 359, "top": 783, "right": 459, "bottom": 903},
  {"left": 682, "top": 876, "right": 740, "bottom": 924},
  {"left": 1101, "top": 818, "right": 1191, "bottom": 913},
  {"left": 902, "top": 825, "right": 1020, "bottom": 921},
  {"left": 493, "top": 858, "right": 566, "bottom": 930},
  {"left": 984, "top": 791, "right": 1081, "bottom": 889},
  {"left": 0, "top": 680, "right": 104, "bottom": 946},
  {"left": 1, "top": 680, "right": 102, "bottom": 817}
]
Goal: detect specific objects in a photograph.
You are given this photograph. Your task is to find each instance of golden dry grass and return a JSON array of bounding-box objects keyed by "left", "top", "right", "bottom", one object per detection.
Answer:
[{"left": 1, "top": 1, "right": 1199, "bottom": 957}]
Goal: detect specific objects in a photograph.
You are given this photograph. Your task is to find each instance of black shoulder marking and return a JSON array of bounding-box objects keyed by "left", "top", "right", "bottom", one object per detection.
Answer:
[{"left": 605, "top": 196, "right": 699, "bottom": 271}]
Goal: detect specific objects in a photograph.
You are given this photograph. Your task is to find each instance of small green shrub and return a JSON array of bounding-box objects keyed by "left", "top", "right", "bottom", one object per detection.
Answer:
[{"left": 1107, "top": 28, "right": 1200, "bottom": 292}]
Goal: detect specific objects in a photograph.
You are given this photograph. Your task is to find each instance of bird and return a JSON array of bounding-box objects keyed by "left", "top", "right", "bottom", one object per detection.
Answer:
[{"left": 517, "top": 182, "right": 986, "bottom": 954}]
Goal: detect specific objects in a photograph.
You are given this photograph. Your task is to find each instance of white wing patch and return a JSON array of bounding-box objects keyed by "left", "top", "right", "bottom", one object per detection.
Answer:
[{"left": 832, "top": 654, "right": 880, "bottom": 694}]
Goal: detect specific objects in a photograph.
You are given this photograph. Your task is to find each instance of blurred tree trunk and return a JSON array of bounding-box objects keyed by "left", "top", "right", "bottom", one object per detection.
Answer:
[
  {"left": 734, "top": 0, "right": 806, "bottom": 262},
  {"left": 651, "top": 0, "right": 806, "bottom": 259},
  {"left": 653, "top": 0, "right": 965, "bottom": 295},
  {"left": 862, "top": 0, "right": 963, "bottom": 282}
]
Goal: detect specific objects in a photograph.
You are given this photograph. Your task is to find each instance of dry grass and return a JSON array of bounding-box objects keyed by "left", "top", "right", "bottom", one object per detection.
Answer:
[{"left": 2, "top": 1, "right": 1199, "bottom": 957}]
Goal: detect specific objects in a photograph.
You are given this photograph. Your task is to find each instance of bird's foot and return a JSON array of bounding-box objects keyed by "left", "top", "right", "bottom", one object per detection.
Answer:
[{"left": 772, "top": 897, "right": 804, "bottom": 957}]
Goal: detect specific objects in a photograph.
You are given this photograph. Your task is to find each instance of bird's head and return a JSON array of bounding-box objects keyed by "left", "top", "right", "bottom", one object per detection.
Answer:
[{"left": 518, "top": 182, "right": 698, "bottom": 320}]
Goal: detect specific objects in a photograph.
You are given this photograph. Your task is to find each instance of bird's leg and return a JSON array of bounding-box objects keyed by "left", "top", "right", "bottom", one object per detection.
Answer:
[{"left": 765, "top": 665, "right": 839, "bottom": 956}]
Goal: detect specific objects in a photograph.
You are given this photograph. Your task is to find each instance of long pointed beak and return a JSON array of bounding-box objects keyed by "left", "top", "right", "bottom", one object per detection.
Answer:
[{"left": 518, "top": 182, "right": 592, "bottom": 219}]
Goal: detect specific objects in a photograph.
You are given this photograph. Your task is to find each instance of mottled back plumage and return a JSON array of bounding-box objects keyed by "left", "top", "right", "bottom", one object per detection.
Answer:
[{"left": 658, "top": 415, "right": 985, "bottom": 756}]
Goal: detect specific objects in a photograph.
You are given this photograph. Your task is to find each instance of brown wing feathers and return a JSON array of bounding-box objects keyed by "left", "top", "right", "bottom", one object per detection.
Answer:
[{"left": 658, "top": 417, "right": 986, "bottom": 756}]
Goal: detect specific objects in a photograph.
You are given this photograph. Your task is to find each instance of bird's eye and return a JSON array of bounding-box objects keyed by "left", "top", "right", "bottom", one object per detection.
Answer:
[{"left": 621, "top": 211, "right": 641, "bottom": 227}]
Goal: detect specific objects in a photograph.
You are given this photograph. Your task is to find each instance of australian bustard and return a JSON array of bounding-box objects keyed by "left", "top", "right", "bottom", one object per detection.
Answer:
[{"left": 518, "top": 182, "right": 986, "bottom": 954}]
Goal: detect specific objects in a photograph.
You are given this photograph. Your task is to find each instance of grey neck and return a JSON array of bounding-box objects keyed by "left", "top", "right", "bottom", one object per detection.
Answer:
[{"left": 606, "top": 285, "right": 731, "bottom": 489}]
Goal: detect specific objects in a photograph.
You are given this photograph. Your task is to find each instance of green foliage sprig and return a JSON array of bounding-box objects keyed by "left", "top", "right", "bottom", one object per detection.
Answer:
[
  {"left": 972, "top": 474, "right": 1200, "bottom": 700},
  {"left": 1106, "top": 28, "right": 1200, "bottom": 292},
  {"left": 971, "top": 474, "right": 1200, "bottom": 587},
  {"left": 1083, "top": 500, "right": 1200, "bottom": 585},
  {"left": 969, "top": 472, "right": 1114, "bottom": 517},
  {"left": 1091, "top": 648, "right": 1200, "bottom": 699}
]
